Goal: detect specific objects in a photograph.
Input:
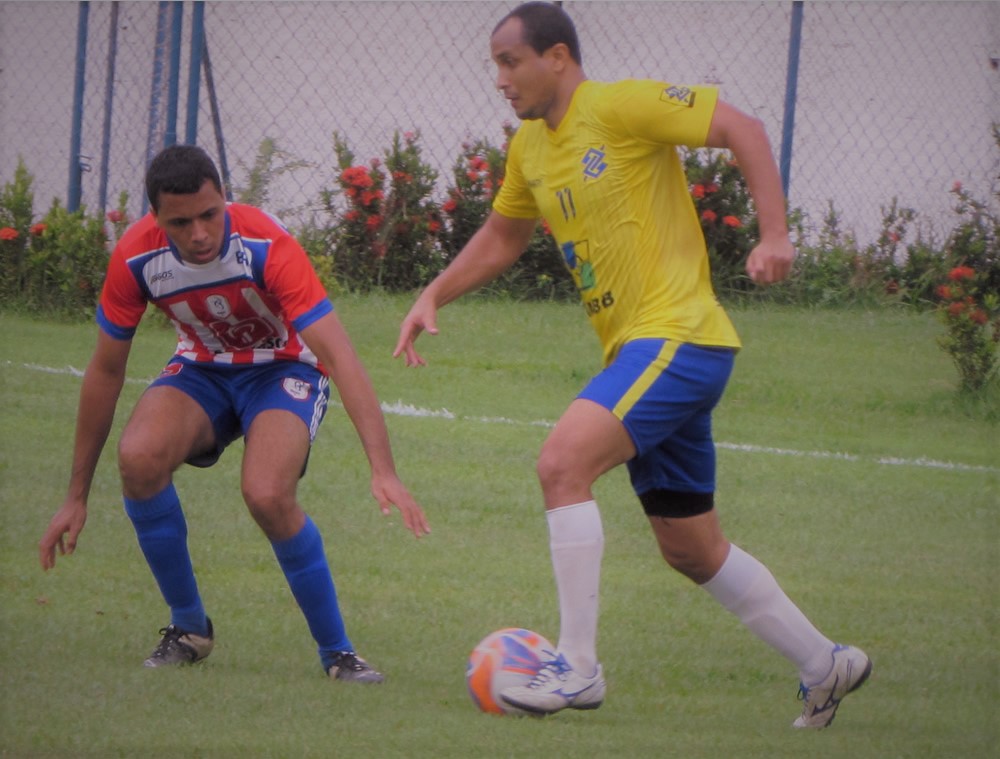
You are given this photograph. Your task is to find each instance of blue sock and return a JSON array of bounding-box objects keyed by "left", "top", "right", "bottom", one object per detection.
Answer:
[
  {"left": 124, "top": 483, "right": 209, "bottom": 636},
  {"left": 271, "top": 516, "right": 352, "bottom": 669}
]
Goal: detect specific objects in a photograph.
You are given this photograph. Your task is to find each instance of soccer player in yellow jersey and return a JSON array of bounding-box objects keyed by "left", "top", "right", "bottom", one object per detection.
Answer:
[{"left": 396, "top": 1, "right": 870, "bottom": 727}]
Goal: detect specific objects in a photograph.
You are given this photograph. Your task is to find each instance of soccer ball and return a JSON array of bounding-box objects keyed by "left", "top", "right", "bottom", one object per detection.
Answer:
[{"left": 466, "top": 627, "right": 554, "bottom": 716}]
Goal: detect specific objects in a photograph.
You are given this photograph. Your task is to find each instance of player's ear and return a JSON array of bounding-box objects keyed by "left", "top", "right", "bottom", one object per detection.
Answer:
[{"left": 547, "top": 42, "right": 572, "bottom": 71}]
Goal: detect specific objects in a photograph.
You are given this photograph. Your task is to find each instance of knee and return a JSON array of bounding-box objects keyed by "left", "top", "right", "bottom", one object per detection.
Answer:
[
  {"left": 117, "top": 436, "right": 171, "bottom": 497},
  {"left": 242, "top": 482, "right": 299, "bottom": 539},
  {"left": 536, "top": 440, "right": 584, "bottom": 494}
]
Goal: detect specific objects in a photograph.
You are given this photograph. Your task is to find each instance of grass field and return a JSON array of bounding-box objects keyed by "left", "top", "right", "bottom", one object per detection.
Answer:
[{"left": 1, "top": 297, "right": 997, "bottom": 758}]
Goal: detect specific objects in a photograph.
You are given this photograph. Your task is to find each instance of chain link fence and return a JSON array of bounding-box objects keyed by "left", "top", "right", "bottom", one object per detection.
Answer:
[{"left": 2, "top": 1, "right": 998, "bottom": 245}]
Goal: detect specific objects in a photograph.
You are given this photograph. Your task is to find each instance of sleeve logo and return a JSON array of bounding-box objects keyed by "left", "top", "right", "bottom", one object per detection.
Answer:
[{"left": 661, "top": 86, "right": 696, "bottom": 107}]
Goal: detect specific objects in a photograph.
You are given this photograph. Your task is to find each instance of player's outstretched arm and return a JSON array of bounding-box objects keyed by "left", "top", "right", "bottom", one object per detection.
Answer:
[
  {"left": 39, "top": 332, "right": 131, "bottom": 569},
  {"left": 300, "top": 313, "right": 430, "bottom": 538},
  {"left": 705, "top": 100, "right": 795, "bottom": 285},
  {"left": 393, "top": 212, "right": 536, "bottom": 367}
]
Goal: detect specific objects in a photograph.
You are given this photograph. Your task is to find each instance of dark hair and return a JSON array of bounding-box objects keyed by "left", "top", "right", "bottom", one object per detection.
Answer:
[
  {"left": 495, "top": 2, "right": 582, "bottom": 65},
  {"left": 145, "top": 144, "right": 223, "bottom": 211}
]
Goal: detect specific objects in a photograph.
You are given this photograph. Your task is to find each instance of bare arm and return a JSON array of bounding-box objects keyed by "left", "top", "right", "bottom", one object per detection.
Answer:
[
  {"left": 393, "top": 211, "right": 537, "bottom": 365},
  {"left": 39, "top": 331, "right": 131, "bottom": 569},
  {"left": 300, "top": 312, "right": 430, "bottom": 537},
  {"left": 705, "top": 100, "right": 795, "bottom": 284}
]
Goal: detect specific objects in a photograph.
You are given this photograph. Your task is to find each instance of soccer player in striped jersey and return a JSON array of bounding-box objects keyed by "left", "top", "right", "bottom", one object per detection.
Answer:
[
  {"left": 39, "top": 144, "right": 429, "bottom": 683},
  {"left": 396, "top": 1, "right": 869, "bottom": 728}
]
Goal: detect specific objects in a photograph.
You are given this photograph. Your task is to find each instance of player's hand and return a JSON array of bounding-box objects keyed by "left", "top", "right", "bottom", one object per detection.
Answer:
[
  {"left": 371, "top": 474, "right": 431, "bottom": 538},
  {"left": 393, "top": 299, "right": 438, "bottom": 367},
  {"left": 746, "top": 236, "right": 795, "bottom": 285},
  {"left": 39, "top": 500, "right": 88, "bottom": 570}
]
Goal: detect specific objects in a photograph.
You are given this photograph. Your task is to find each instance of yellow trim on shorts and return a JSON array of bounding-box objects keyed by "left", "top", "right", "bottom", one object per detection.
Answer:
[{"left": 612, "top": 340, "right": 681, "bottom": 419}]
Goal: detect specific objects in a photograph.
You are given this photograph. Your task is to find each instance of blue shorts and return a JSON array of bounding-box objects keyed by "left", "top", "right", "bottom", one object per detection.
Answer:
[
  {"left": 149, "top": 358, "right": 330, "bottom": 468},
  {"left": 577, "top": 339, "right": 735, "bottom": 513}
]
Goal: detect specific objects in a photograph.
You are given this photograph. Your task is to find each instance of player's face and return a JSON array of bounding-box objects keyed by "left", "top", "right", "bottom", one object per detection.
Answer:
[
  {"left": 490, "top": 18, "right": 557, "bottom": 122},
  {"left": 154, "top": 180, "right": 227, "bottom": 265}
]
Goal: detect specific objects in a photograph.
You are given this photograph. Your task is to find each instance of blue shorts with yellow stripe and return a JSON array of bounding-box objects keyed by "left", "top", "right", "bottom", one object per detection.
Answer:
[{"left": 577, "top": 339, "right": 735, "bottom": 517}]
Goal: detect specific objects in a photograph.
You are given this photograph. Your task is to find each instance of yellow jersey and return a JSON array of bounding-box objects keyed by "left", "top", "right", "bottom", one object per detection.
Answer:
[{"left": 493, "top": 79, "right": 741, "bottom": 365}]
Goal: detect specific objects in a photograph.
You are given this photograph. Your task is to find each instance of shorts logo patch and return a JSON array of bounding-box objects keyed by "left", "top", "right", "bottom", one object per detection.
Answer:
[
  {"left": 660, "top": 86, "right": 696, "bottom": 108},
  {"left": 282, "top": 377, "right": 311, "bottom": 401},
  {"left": 159, "top": 363, "right": 183, "bottom": 377}
]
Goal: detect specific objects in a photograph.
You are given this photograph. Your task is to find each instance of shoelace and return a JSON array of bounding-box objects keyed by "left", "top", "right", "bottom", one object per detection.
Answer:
[{"left": 527, "top": 657, "right": 572, "bottom": 688}]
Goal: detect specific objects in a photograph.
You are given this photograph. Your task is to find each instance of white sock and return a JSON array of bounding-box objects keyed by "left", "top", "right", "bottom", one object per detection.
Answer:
[
  {"left": 701, "top": 544, "right": 834, "bottom": 684},
  {"left": 547, "top": 500, "right": 604, "bottom": 676}
]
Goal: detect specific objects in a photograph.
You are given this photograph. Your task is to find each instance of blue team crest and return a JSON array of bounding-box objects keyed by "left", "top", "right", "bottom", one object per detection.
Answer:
[{"left": 581, "top": 147, "right": 607, "bottom": 180}]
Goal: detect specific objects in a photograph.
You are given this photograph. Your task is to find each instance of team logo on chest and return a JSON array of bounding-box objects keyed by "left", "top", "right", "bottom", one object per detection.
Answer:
[
  {"left": 581, "top": 146, "right": 608, "bottom": 180},
  {"left": 205, "top": 294, "right": 232, "bottom": 319}
]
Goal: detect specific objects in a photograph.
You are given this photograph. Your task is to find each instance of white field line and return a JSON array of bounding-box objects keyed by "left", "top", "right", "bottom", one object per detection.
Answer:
[{"left": 7, "top": 361, "right": 998, "bottom": 475}]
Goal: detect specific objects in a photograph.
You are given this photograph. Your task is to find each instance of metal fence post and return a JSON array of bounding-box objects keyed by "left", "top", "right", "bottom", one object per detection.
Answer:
[
  {"left": 780, "top": 0, "right": 804, "bottom": 202},
  {"left": 185, "top": 1, "right": 206, "bottom": 145},
  {"left": 67, "top": 1, "right": 90, "bottom": 213}
]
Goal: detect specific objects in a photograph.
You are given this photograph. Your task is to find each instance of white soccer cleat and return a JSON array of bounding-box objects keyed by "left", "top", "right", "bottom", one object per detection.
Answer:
[
  {"left": 793, "top": 644, "right": 872, "bottom": 728},
  {"left": 500, "top": 653, "right": 606, "bottom": 715}
]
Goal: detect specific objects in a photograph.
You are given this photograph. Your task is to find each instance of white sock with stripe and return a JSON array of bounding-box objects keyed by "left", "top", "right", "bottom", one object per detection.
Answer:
[
  {"left": 701, "top": 543, "right": 835, "bottom": 683},
  {"left": 547, "top": 500, "right": 604, "bottom": 676}
]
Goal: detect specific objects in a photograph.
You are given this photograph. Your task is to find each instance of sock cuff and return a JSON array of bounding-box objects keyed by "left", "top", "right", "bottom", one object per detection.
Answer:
[
  {"left": 271, "top": 515, "right": 321, "bottom": 562},
  {"left": 547, "top": 500, "right": 603, "bottom": 544},
  {"left": 123, "top": 483, "right": 181, "bottom": 521},
  {"left": 700, "top": 543, "right": 768, "bottom": 609}
]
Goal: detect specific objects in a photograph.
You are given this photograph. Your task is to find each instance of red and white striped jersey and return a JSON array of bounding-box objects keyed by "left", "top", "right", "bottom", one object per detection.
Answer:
[{"left": 97, "top": 203, "right": 332, "bottom": 370}]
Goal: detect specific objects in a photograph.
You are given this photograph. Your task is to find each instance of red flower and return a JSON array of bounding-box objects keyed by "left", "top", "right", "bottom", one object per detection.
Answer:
[
  {"left": 403, "top": 131, "right": 415, "bottom": 142},
  {"left": 360, "top": 189, "right": 383, "bottom": 207},
  {"left": 887, "top": 231, "right": 900, "bottom": 243},
  {"left": 30, "top": 222, "right": 47, "bottom": 236},
  {"left": 691, "top": 184, "right": 706, "bottom": 199},
  {"left": 701, "top": 210, "right": 717, "bottom": 223},
  {"left": 705, "top": 183, "right": 719, "bottom": 194},
  {"left": 0, "top": 226, "right": 19, "bottom": 240},
  {"left": 970, "top": 309, "right": 989, "bottom": 325},
  {"left": 951, "top": 181, "right": 963, "bottom": 193},
  {"left": 341, "top": 166, "right": 374, "bottom": 189},
  {"left": 344, "top": 210, "right": 360, "bottom": 222},
  {"left": 947, "top": 301, "right": 966, "bottom": 317},
  {"left": 107, "top": 209, "right": 124, "bottom": 223},
  {"left": 722, "top": 215, "right": 742, "bottom": 228},
  {"left": 936, "top": 285, "right": 953, "bottom": 300},
  {"left": 541, "top": 219, "right": 552, "bottom": 236},
  {"left": 442, "top": 198, "right": 458, "bottom": 214},
  {"left": 428, "top": 219, "right": 441, "bottom": 234},
  {"left": 365, "top": 214, "right": 382, "bottom": 232},
  {"left": 948, "top": 266, "right": 976, "bottom": 281}
]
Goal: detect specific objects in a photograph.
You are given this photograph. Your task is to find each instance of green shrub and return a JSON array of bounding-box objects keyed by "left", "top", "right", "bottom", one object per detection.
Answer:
[
  {"left": 440, "top": 124, "right": 573, "bottom": 301},
  {"left": 682, "top": 147, "right": 759, "bottom": 297}
]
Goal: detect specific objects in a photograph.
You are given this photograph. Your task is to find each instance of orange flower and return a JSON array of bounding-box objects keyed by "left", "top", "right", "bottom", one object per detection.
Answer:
[
  {"left": 722, "top": 215, "right": 742, "bottom": 228},
  {"left": 701, "top": 210, "right": 717, "bottom": 223},
  {"left": 936, "top": 285, "right": 953, "bottom": 300},
  {"left": 30, "top": 222, "right": 47, "bottom": 236},
  {"left": 948, "top": 266, "right": 975, "bottom": 281},
  {"left": 442, "top": 198, "right": 458, "bottom": 214},
  {"left": 691, "top": 184, "right": 706, "bottom": 199},
  {"left": 947, "top": 301, "right": 966, "bottom": 317},
  {"left": 970, "top": 310, "right": 989, "bottom": 325},
  {"left": 0, "top": 226, "right": 18, "bottom": 240}
]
